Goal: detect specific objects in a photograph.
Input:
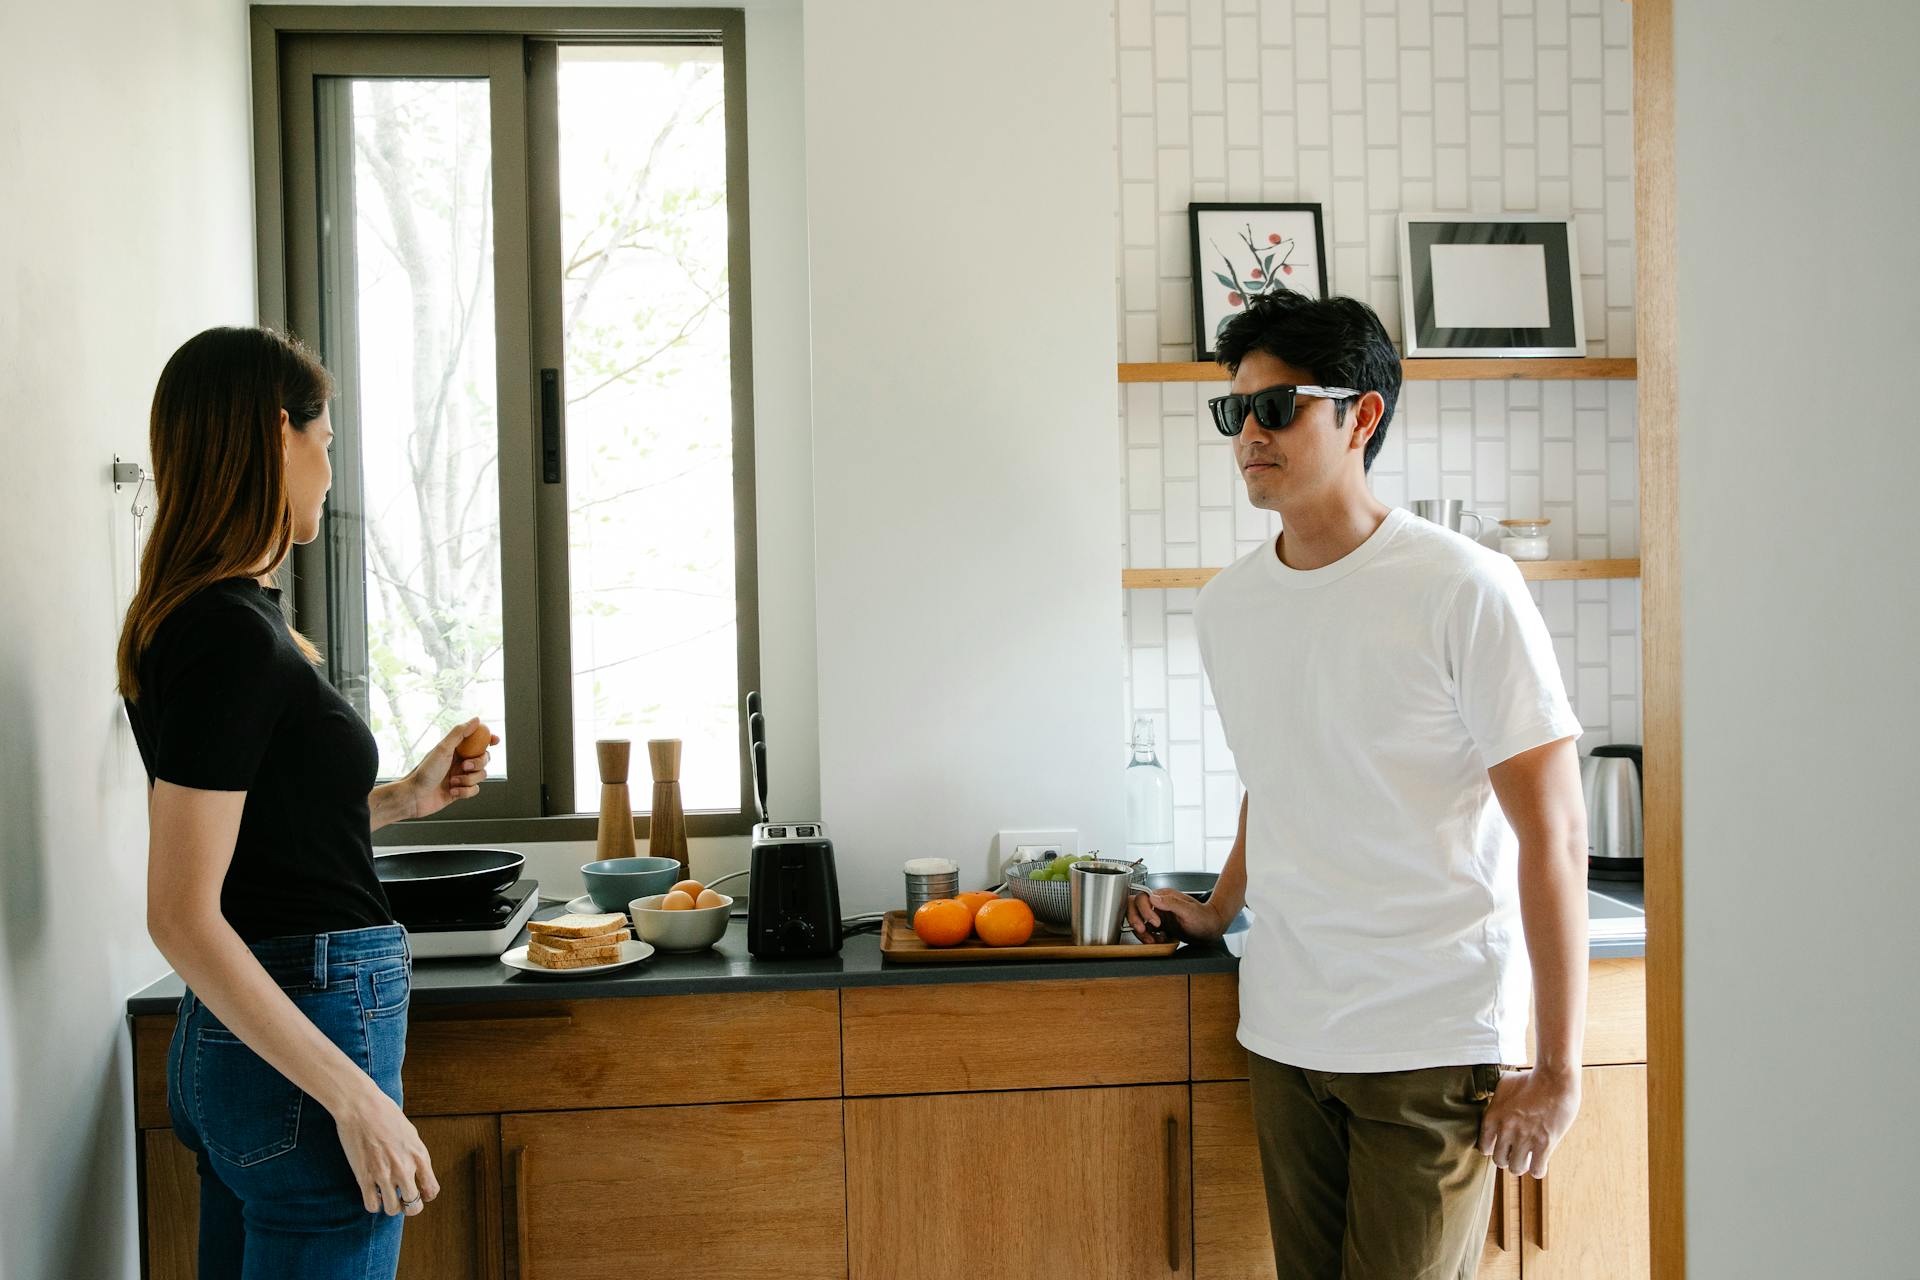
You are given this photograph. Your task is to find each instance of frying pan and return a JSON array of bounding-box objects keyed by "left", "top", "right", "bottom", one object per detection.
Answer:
[{"left": 375, "top": 848, "right": 526, "bottom": 914}]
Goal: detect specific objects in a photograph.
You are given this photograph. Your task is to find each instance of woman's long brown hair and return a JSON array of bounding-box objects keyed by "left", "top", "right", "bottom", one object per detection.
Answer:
[{"left": 117, "top": 326, "right": 331, "bottom": 700}]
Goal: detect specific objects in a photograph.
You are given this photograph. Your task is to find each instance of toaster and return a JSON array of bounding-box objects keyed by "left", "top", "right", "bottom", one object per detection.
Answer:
[{"left": 746, "top": 821, "right": 844, "bottom": 959}]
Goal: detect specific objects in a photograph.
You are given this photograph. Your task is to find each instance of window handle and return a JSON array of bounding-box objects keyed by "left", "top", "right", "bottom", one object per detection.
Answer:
[{"left": 540, "top": 368, "right": 562, "bottom": 484}]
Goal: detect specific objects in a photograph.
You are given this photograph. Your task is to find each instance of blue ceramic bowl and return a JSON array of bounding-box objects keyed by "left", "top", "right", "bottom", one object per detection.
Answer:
[{"left": 580, "top": 857, "right": 682, "bottom": 912}]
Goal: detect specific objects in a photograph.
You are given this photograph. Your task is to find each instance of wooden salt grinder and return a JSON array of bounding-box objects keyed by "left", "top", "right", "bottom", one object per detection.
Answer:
[
  {"left": 647, "top": 738, "right": 690, "bottom": 877},
  {"left": 594, "top": 739, "right": 637, "bottom": 862}
]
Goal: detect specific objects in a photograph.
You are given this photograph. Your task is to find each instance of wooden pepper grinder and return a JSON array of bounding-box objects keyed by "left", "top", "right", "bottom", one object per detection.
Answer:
[
  {"left": 595, "top": 739, "right": 637, "bottom": 862},
  {"left": 647, "top": 738, "right": 690, "bottom": 878}
]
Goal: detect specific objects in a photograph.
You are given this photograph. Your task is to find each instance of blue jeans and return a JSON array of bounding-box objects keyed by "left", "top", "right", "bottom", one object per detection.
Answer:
[{"left": 167, "top": 924, "right": 411, "bottom": 1280}]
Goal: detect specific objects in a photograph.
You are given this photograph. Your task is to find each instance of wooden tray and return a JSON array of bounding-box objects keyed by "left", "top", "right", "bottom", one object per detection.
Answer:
[{"left": 878, "top": 911, "right": 1180, "bottom": 963}]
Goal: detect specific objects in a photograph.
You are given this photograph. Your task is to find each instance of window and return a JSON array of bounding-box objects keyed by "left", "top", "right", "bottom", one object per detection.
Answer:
[{"left": 260, "top": 11, "right": 758, "bottom": 839}]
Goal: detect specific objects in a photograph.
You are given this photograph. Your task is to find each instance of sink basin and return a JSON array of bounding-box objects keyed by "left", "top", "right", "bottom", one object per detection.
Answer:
[
  {"left": 1588, "top": 886, "right": 1646, "bottom": 942},
  {"left": 1588, "top": 888, "right": 1643, "bottom": 921}
]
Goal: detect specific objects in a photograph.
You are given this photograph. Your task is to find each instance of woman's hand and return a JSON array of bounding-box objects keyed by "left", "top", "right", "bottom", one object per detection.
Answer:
[
  {"left": 1127, "top": 888, "right": 1225, "bottom": 943},
  {"left": 397, "top": 718, "right": 497, "bottom": 822},
  {"left": 331, "top": 1081, "right": 439, "bottom": 1217}
]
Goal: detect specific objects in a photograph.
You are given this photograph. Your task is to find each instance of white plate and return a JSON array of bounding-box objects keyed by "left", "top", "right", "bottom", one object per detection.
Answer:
[
  {"left": 500, "top": 938, "right": 654, "bottom": 977},
  {"left": 564, "top": 893, "right": 615, "bottom": 917}
]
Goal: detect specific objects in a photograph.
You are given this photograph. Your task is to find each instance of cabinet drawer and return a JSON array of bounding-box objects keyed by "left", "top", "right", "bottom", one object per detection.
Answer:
[
  {"left": 841, "top": 976, "right": 1187, "bottom": 1096},
  {"left": 505, "top": 1100, "right": 846, "bottom": 1280},
  {"left": 402, "top": 990, "right": 841, "bottom": 1114},
  {"left": 1191, "top": 973, "right": 1247, "bottom": 1082},
  {"left": 847, "top": 1086, "right": 1189, "bottom": 1279}
]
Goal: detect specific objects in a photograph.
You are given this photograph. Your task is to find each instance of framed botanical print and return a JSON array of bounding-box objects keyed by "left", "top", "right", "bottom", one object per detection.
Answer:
[
  {"left": 1188, "top": 203, "right": 1329, "bottom": 361},
  {"left": 1397, "top": 214, "right": 1587, "bottom": 358}
]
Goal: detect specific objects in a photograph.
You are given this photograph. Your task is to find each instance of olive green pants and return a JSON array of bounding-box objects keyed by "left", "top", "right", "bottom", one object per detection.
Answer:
[{"left": 1249, "top": 1053, "right": 1502, "bottom": 1280}]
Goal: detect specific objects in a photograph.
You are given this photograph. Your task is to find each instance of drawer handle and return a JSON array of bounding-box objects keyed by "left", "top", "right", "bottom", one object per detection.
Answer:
[
  {"left": 1537, "top": 1171, "right": 1550, "bottom": 1252},
  {"left": 1164, "top": 1114, "right": 1180, "bottom": 1273},
  {"left": 512, "top": 1146, "right": 533, "bottom": 1279},
  {"left": 468, "top": 1148, "right": 486, "bottom": 1273},
  {"left": 1488, "top": 1173, "right": 1507, "bottom": 1252}
]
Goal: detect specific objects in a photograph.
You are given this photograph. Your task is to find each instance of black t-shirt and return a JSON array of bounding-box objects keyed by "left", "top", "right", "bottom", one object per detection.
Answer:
[{"left": 125, "top": 579, "right": 392, "bottom": 942}]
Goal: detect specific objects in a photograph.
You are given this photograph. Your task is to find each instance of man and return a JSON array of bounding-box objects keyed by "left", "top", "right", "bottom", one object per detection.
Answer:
[{"left": 1128, "top": 290, "right": 1589, "bottom": 1280}]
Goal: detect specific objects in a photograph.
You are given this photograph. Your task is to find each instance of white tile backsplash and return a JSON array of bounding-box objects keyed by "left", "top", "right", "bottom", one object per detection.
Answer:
[{"left": 1115, "top": 1, "right": 1641, "bottom": 856}]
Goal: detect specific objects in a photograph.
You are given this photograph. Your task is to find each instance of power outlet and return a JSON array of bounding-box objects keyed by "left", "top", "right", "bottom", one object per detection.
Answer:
[{"left": 994, "top": 829, "right": 1079, "bottom": 881}]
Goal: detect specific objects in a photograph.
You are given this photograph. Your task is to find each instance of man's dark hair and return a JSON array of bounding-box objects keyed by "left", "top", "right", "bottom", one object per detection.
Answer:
[{"left": 1214, "top": 290, "right": 1402, "bottom": 472}]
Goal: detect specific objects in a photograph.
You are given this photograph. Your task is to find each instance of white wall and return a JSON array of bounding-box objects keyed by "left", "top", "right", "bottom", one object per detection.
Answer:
[
  {"left": 1674, "top": 2, "right": 1920, "bottom": 1274},
  {"left": 1116, "top": 0, "right": 1643, "bottom": 871},
  {"left": 0, "top": 1, "right": 256, "bottom": 1277},
  {"left": 803, "top": 0, "right": 1126, "bottom": 907}
]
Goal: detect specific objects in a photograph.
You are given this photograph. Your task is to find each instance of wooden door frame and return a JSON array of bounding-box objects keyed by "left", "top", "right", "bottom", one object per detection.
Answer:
[{"left": 1632, "top": 0, "right": 1683, "bottom": 1276}]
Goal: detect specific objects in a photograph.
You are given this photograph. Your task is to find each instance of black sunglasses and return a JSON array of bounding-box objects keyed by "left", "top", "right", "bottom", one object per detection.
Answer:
[{"left": 1207, "top": 384, "right": 1361, "bottom": 437}]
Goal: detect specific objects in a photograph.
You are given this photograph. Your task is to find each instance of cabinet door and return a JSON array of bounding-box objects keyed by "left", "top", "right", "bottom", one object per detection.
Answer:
[
  {"left": 1522, "top": 1064, "right": 1650, "bottom": 1280},
  {"left": 1190, "top": 1081, "right": 1521, "bottom": 1280},
  {"left": 845, "top": 1084, "right": 1191, "bottom": 1280},
  {"left": 502, "top": 1099, "right": 846, "bottom": 1280},
  {"left": 1479, "top": 1171, "right": 1522, "bottom": 1280},
  {"left": 1192, "top": 1081, "right": 1272, "bottom": 1279},
  {"left": 142, "top": 1129, "right": 200, "bottom": 1280},
  {"left": 399, "top": 1115, "right": 505, "bottom": 1280},
  {"left": 142, "top": 1117, "right": 504, "bottom": 1280}
]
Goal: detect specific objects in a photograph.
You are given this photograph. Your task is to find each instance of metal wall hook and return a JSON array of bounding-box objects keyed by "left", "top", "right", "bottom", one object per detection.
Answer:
[{"left": 112, "top": 456, "right": 153, "bottom": 519}]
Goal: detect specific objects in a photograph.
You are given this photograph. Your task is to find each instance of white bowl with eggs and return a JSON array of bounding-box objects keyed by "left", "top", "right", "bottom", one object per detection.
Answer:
[{"left": 628, "top": 887, "right": 733, "bottom": 953}]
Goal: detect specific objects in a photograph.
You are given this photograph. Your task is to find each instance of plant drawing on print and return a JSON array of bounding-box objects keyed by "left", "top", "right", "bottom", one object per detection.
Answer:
[{"left": 1189, "top": 203, "right": 1329, "bottom": 361}]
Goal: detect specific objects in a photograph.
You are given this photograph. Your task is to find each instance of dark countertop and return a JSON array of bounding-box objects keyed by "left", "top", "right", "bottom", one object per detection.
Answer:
[
  {"left": 126, "top": 914, "right": 1241, "bottom": 1015},
  {"left": 127, "top": 877, "right": 1646, "bottom": 1016}
]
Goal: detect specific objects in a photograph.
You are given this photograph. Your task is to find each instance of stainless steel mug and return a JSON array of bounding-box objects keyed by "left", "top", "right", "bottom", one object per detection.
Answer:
[
  {"left": 1410, "top": 498, "right": 1490, "bottom": 540},
  {"left": 1069, "top": 860, "right": 1135, "bottom": 945}
]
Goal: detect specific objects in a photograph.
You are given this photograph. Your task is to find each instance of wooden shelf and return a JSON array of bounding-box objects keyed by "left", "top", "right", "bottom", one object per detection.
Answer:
[
  {"left": 1123, "top": 559, "right": 1640, "bottom": 590},
  {"left": 1119, "top": 358, "right": 1637, "bottom": 383}
]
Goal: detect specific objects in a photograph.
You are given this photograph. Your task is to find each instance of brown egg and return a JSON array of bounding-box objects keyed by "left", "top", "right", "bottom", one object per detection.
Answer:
[
  {"left": 695, "top": 889, "right": 727, "bottom": 910},
  {"left": 658, "top": 890, "right": 696, "bottom": 911},
  {"left": 669, "top": 879, "right": 705, "bottom": 901},
  {"left": 457, "top": 722, "right": 491, "bottom": 758}
]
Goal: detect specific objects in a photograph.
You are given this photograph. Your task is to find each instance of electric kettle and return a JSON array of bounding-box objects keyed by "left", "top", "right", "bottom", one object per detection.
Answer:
[{"left": 1581, "top": 744, "right": 1643, "bottom": 879}]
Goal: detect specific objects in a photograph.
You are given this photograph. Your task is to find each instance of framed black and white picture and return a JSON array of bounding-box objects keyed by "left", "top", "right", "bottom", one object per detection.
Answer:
[
  {"left": 1397, "top": 214, "right": 1586, "bottom": 358},
  {"left": 1188, "top": 203, "right": 1328, "bottom": 361}
]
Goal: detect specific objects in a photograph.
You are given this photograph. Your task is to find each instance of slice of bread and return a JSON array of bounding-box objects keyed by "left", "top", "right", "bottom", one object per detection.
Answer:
[
  {"left": 537, "top": 927, "right": 629, "bottom": 951},
  {"left": 526, "top": 939, "right": 624, "bottom": 969},
  {"left": 526, "top": 912, "right": 627, "bottom": 939}
]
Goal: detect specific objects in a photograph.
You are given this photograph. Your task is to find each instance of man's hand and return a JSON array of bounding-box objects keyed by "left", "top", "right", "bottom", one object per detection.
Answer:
[
  {"left": 1479, "top": 1065, "right": 1582, "bottom": 1178},
  {"left": 1127, "top": 889, "right": 1225, "bottom": 943}
]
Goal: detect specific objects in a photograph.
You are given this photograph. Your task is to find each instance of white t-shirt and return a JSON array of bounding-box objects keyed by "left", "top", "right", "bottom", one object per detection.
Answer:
[{"left": 1195, "top": 507, "right": 1582, "bottom": 1072}]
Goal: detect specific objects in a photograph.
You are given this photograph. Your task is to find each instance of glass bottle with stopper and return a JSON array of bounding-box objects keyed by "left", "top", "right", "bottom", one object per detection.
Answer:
[{"left": 1125, "top": 716, "right": 1176, "bottom": 872}]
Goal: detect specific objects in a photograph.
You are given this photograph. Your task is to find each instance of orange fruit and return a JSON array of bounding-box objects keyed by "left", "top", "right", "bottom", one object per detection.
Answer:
[
  {"left": 955, "top": 890, "right": 999, "bottom": 923},
  {"left": 912, "top": 898, "right": 973, "bottom": 947},
  {"left": 974, "top": 897, "right": 1035, "bottom": 947}
]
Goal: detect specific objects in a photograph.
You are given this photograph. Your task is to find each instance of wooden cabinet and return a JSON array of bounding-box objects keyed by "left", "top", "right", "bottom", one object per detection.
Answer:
[
  {"left": 140, "top": 1129, "right": 200, "bottom": 1280},
  {"left": 1522, "top": 1065, "right": 1650, "bottom": 1280},
  {"left": 503, "top": 1100, "right": 846, "bottom": 1280},
  {"left": 133, "top": 968, "right": 1647, "bottom": 1280},
  {"left": 1190, "top": 1082, "right": 1518, "bottom": 1280},
  {"left": 840, "top": 975, "right": 1187, "bottom": 1095},
  {"left": 1191, "top": 1081, "right": 1271, "bottom": 1279},
  {"left": 398, "top": 1115, "right": 505, "bottom": 1280},
  {"left": 139, "top": 1115, "right": 504, "bottom": 1280},
  {"left": 1185, "top": 967, "right": 1647, "bottom": 1280},
  {"left": 402, "top": 990, "right": 842, "bottom": 1115},
  {"left": 846, "top": 1084, "right": 1190, "bottom": 1280}
]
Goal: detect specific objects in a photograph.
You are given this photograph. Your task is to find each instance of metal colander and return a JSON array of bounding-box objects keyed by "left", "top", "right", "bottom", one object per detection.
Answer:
[{"left": 1003, "top": 859, "right": 1147, "bottom": 927}]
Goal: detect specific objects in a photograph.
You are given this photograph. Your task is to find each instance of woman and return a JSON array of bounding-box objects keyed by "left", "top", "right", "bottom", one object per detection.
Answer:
[{"left": 119, "top": 326, "right": 495, "bottom": 1277}]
